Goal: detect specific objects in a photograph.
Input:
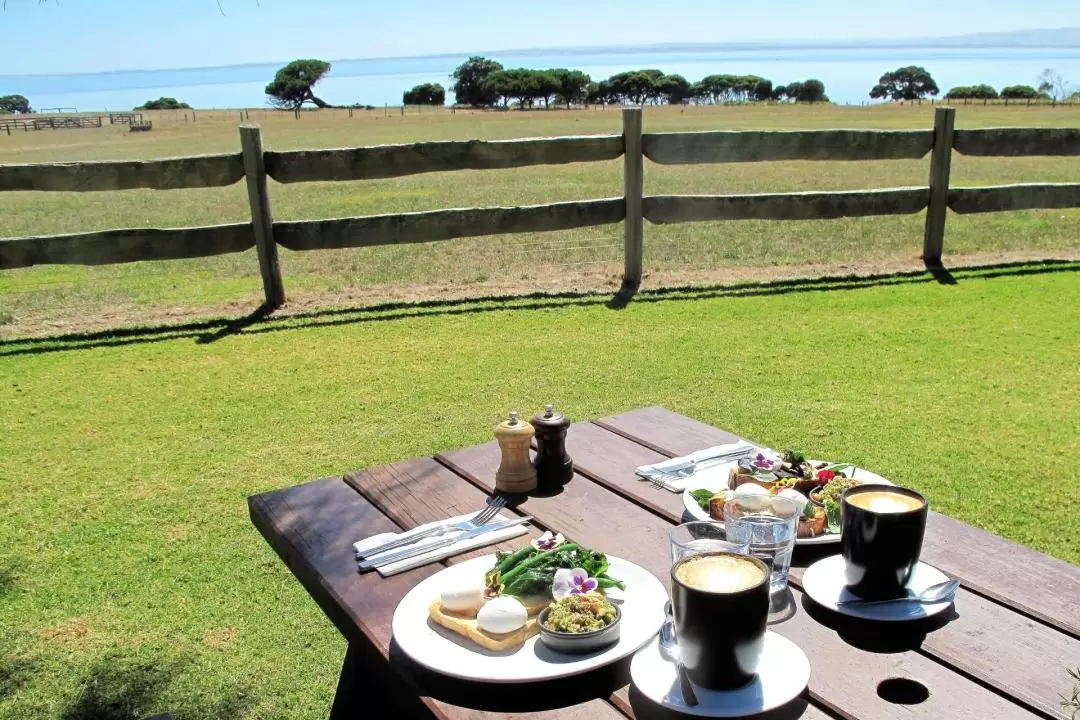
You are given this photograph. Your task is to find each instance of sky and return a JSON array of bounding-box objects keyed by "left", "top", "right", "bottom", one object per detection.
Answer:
[{"left": 2, "top": 0, "right": 1079, "bottom": 76}]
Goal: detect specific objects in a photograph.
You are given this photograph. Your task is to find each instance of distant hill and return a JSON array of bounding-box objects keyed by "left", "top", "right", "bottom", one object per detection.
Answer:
[{"left": 484, "top": 27, "right": 1080, "bottom": 58}]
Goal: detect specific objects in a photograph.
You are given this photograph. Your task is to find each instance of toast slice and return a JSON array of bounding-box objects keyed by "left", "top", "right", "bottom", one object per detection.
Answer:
[{"left": 429, "top": 600, "right": 541, "bottom": 652}]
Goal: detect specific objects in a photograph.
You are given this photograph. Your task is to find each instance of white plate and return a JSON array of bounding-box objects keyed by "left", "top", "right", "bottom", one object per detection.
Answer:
[
  {"left": 801, "top": 554, "right": 954, "bottom": 621},
  {"left": 391, "top": 554, "right": 667, "bottom": 683},
  {"left": 681, "top": 460, "right": 892, "bottom": 546},
  {"left": 630, "top": 631, "right": 811, "bottom": 717}
]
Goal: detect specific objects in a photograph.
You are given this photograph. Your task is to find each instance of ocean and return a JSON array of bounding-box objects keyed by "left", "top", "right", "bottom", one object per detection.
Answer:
[{"left": 5, "top": 45, "right": 1080, "bottom": 111}]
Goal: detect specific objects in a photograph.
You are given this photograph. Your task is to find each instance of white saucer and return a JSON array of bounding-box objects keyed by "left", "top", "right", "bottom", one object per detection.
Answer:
[
  {"left": 630, "top": 631, "right": 811, "bottom": 717},
  {"left": 801, "top": 554, "right": 954, "bottom": 621}
]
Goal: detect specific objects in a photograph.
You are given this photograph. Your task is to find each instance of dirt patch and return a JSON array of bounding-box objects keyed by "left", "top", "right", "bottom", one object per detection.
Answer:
[
  {"left": 40, "top": 618, "right": 93, "bottom": 649},
  {"left": 2, "top": 250, "right": 1078, "bottom": 341},
  {"left": 202, "top": 627, "right": 238, "bottom": 649}
]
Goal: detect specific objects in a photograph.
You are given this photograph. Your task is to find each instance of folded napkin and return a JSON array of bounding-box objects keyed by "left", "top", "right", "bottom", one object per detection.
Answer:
[
  {"left": 353, "top": 512, "right": 528, "bottom": 577},
  {"left": 635, "top": 442, "right": 758, "bottom": 492}
]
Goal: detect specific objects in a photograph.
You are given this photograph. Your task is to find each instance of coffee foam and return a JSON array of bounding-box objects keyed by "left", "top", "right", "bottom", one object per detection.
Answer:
[
  {"left": 676, "top": 553, "right": 765, "bottom": 594},
  {"left": 847, "top": 490, "right": 924, "bottom": 513}
]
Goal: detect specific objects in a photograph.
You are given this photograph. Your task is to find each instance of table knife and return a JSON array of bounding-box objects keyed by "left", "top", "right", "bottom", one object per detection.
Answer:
[{"left": 358, "top": 516, "right": 533, "bottom": 570}]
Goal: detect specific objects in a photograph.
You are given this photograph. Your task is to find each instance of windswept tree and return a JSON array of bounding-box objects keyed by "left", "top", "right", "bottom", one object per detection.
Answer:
[
  {"left": 0, "top": 94, "right": 32, "bottom": 114},
  {"left": 870, "top": 66, "right": 939, "bottom": 101},
  {"left": 265, "top": 59, "right": 331, "bottom": 110},
  {"left": 451, "top": 56, "right": 503, "bottom": 107},
  {"left": 402, "top": 83, "right": 445, "bottom": 106}
]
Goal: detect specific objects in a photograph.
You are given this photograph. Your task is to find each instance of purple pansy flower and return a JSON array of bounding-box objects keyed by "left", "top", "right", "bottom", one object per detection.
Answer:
[
  {"left": 553, "top": 567, "right": 598, "bottom": 600},
  {"left": 751, "top": 453, "right": 775, "bottom": 470},
  {"left": 531, "top": 531, "right": 565, "bottom": 552}
]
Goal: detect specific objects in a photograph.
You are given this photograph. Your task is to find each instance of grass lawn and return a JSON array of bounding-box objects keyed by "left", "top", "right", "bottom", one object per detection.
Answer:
[
  {"left": 2, "top": 103, "right": 1079, "bottom": 331},
  {"left": 1, "top": 262, "right": 1078, "bottom": 719}
]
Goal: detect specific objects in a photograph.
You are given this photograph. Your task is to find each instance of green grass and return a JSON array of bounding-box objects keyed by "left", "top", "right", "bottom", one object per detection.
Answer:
[
  {"left": 1, "top": 263, "right": 1078, "bottom": 719},
  {"left": 1, "top": 104, "right": 1079, "bottom": 329}
]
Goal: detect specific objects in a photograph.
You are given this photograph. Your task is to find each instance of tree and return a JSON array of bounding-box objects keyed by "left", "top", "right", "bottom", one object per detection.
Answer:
[
  {"left": 606, "top": 71, "right": 659, "bottom": 105},
  {"left": 944, "top": 84, "right": 999, "bottom": 100},
  {"left": 1036, "top": 68, "right": 1070, "bottom": 101},
  {"left": 265, "top": 59, "right": 331, "bottom": 110},
  {"left": 533, "top": 71, "right": 560, "bottom": 109},
  {"left": 659, "top": 74, "right": 692, "bottom": 104},
  {"left": 550, "top": 69, "right": 591, "bottom": 108},
  {"left": 0, "top": 94, "right": 32, "bottom": 114},
  {"left": 870, "top": 66, "right": 939, "bottom": 101},
  {"left": 450, "top": 56, "right": 503, "bottom": 107},
  {"left": 796, "top": 79, "right": 828, "bottom": 103},
  {"left": 1001, "top": 84, "right": 1045, "bottom": 100},
  {"left": 402, "top": 83, "right": 445, "bottom": 106},
  {"left": 135, "top": 97, "right": 191, "bottom": 110}
]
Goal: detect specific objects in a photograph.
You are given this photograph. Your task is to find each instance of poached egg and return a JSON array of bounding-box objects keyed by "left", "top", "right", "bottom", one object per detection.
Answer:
[{"left": 476, "top": 596, "right": 527, "bottom": 634}]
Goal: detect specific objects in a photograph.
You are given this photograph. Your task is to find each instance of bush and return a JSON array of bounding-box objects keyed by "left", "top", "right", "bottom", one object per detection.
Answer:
[
  {"left": 402, "top": 83, "right": 446, "bottom": 106},
  {"left": 1000, "top": 85, "right": 1047, "bottom": 100},
  {"left": 945, "top": 84, "right": 999, "bottom": 100},
  {"left": 135, "top": 97, "right": 191, "bottom": 110}
]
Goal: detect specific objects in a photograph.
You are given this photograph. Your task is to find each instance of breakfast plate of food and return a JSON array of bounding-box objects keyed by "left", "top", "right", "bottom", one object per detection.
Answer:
[
  {"left": 391, "top": 532, "right": 667, "bottom": 682},
  {"left": 682, "top": 449, "right": 892, "bottom": 546}
]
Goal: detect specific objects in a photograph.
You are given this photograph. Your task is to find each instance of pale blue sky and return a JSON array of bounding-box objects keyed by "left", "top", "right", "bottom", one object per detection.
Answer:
[{"left": 1, "top": 0, "right": 1078, "bottom": 76}]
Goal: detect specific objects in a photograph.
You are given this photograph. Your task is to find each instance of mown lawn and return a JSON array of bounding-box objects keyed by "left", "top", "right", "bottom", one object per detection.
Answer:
[
  {"left": 1, "top": 262, "right": 1078, "bottom": 719},
  {"left": 2, "top": 103, "right": 1079, "bottom": 330}
]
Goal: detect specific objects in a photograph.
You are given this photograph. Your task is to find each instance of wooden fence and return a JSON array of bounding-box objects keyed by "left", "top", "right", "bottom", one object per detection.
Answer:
[{"left": 1, "top": 107, "right": 1079, "bottom": 308}]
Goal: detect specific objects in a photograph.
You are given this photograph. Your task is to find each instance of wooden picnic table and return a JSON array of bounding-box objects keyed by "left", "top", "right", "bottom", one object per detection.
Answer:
[{"left": 248, "top": 407, "right": 1080, "bottom": 719}]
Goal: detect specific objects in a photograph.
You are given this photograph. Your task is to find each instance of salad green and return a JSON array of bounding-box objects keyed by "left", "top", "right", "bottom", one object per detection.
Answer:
[{"left": 485, "top": 541, "right": 625, "bottom": 598}]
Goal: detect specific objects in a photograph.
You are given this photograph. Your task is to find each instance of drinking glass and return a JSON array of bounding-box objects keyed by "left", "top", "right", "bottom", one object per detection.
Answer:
[
  {"left": 669, "top": 521, "right": 749, "bottom": 564},
  {"left": 723, "top": 495, "right": 798, "bottom": 593}
]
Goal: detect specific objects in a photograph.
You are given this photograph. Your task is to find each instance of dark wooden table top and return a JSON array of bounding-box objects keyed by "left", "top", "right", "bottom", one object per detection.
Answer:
[{"left": 249, "top": 407, "right": 1080, "bottom": 720}]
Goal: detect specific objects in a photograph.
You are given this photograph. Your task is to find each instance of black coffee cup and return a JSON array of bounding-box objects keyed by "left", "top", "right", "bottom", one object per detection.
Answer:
[
  {"left": 841, "top": 485, "right": 928, "bottom": 600},
  {"left": 670, "top": 552, "right": 770, "bottom": 690}
]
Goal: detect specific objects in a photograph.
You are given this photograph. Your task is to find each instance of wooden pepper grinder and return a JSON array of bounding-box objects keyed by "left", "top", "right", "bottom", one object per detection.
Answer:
[
  {"left": 532, "top": 403, "right": 573, "bottom": 487},
  {"left": 494, "top": 410, "right": 537, "bottom": 493}
]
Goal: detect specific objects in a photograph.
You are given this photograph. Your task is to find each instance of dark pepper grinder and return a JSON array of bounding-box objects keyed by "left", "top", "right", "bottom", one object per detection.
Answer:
[{"left": 532, "top": 403, "right": 573, "bottom": 487}]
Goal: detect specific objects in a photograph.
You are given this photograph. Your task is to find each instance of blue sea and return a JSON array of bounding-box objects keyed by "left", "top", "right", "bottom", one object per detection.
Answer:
[{"left": 5, "top": 46, "right": 1080, "bottom": 111}]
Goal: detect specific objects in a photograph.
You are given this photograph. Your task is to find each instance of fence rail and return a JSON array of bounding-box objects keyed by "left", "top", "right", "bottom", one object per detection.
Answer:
[
  {"left": 2, "top": 107, "right": 1079, "bottom": 307},
  {"left": 264, "top": 135, "right": 624, "bottom": 183}
]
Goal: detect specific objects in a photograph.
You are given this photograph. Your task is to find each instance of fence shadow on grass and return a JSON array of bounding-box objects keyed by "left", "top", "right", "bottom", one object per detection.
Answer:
[{"left": 2, "top": 259, "right": 1077, "bottom": 358}]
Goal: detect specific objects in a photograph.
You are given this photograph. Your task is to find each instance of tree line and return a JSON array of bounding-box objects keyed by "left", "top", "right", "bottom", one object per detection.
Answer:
[
  {"left": 869, "top": 65, "right": 1076, "bottom": 103},
  {"left": 426, "top": 56, "right": 828, "bottom": 108}
]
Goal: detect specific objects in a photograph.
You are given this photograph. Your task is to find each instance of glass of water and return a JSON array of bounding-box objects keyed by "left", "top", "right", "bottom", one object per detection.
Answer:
[
  {"left": 723, "top": 495, "right": 798, "bottom": 593},
  {"left": 669, "top": 521, "right": 750, "bottom": 564}
]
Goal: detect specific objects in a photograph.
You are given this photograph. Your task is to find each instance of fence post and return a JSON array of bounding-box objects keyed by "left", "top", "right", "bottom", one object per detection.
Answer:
[
  {"left": 923, "top": 106, "right": 956, "bottom": 265},
  {"left": 239, "top": 125, "right": 285, "bottom": 308},
  {"left": 621, "top": 107, "right": 644, "bottom": 291}
]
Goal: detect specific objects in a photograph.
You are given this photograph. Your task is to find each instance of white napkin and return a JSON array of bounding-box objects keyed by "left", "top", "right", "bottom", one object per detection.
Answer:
[
  {"left": 353, "top": 512, "right": 528, "bottom": 577},
  {"left": 635, "top": 442, "right": 758, "bottom": 492}
]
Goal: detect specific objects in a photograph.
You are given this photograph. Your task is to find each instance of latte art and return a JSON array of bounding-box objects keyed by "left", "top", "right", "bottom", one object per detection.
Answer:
[
  {"left": 846, "top": 490, "right": 925, "bottom": 514},
  {"left": 676, "top": 553, "right": 766, "bottom": 593}
]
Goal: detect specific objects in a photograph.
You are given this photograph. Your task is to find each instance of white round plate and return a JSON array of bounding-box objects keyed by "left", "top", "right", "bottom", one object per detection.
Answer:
[
  {"left": 630, "top": 631, "right": 811, "bottom": 717},
  {"left": 681, "top": 460, "right": 892, "bottom": 546},
  {"left": 801, "top": 554, "right": 954, "bottom": 621},
  {"left": 391, "top": 554, "right": 667, "bottom": 683}
]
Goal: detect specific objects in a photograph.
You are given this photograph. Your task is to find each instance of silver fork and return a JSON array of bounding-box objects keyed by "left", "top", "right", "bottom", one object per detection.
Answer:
[{"left": 355, "top": 495, "right": 508, "bottom": 559}]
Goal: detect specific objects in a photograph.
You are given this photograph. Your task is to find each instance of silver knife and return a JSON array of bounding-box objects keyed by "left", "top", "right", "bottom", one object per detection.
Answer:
[{"left": 357, "top": 516, "right": 533, "bottom": 571}]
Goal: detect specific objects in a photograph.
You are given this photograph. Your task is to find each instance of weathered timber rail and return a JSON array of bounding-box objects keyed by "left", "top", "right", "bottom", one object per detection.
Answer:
[{"left": 2, "top": 107, "right": 1079, "bottom": 308}]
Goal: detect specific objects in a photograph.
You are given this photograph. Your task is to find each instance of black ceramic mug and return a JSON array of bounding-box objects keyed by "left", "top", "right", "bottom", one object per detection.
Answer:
[
  {"left": 841, "top": 485, "right": 928, "bottom": 600},
  {"left": 670, "top": 552, "right": 770, "bottom": 690}
]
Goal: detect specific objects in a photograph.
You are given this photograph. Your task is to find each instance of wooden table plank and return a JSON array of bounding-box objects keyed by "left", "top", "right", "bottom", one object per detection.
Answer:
[
  {"left": 439, "top": 443, "right": 1043, "bottom": 720},
  {"left": 250, "top": 476, "right": 628, "bottom": 720},
  {"left": 596, "top": 406, "right": 1080, "bottom": 638},
  {"left": 586, "top": 410, "right": 1080, "bottom": 718}
]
